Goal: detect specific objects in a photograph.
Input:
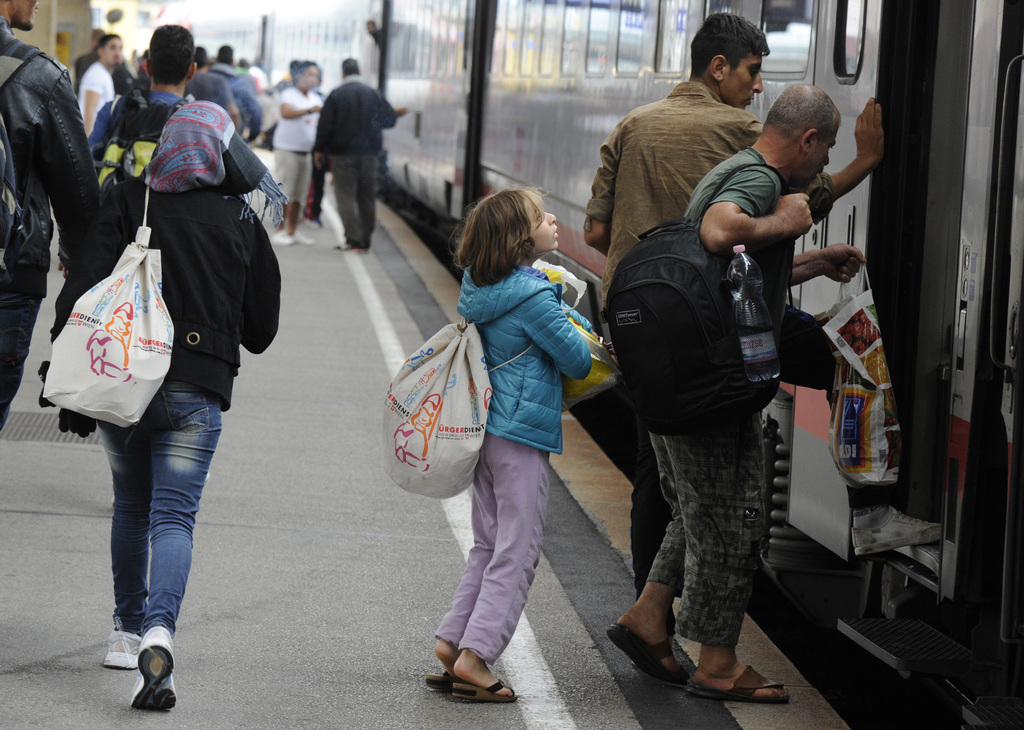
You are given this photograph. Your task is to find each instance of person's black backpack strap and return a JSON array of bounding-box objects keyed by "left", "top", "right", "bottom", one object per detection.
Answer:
[{"left": 604, "top": 162, "right": 785, "bottom": 435}]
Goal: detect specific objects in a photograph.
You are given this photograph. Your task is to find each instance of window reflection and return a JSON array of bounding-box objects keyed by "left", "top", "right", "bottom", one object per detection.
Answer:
[
  {"left": 838, "top": 0, "right": 865, "bottom": 77},
  {"left": 540, "top": 0, "right": 562, "bottom": 76},
  {"left": 762, "top": 0, "right": 812, "bottom": 74},
  {"left": 706, "top": 0, "right": 761, "bottom": 25},
  {"left": 617, "top": 0, "right": 645, "bottom": 75},
  {"left": 657, "top": 0, "right": 687, "bottom": 73},
  {"left": 587, "top": 0, "right": 611, "bottom": 74},
  {"left": 562, "top": 0, "right": 586, "bottom": 75},
  {"left": 522, "top": 0, "right": 542, "bottom": 74}
]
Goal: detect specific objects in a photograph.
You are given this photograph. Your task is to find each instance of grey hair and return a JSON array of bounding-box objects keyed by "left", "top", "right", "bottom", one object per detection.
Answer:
[{"left": 764, "top": 85, "right": 839, "bottom": 140}]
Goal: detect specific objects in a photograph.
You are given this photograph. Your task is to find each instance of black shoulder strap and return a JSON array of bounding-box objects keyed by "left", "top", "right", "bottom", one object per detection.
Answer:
[{"left": 638, "top": 163, "right": 782, "bottom": 240}]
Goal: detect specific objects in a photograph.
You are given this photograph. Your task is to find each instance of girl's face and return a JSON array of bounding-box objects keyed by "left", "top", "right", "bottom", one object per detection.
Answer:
[{"left": 530, "top": 210, "right": 558, "bottom": 256}]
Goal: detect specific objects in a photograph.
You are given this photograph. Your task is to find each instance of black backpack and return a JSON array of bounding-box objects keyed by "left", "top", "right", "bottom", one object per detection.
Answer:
[
  {"left": 0, "top": 37, "right": 40, "bottom": 286},
  {"left": 604, "top": 163, "right": 785, "bottom": 435},
  {"left": 95, "top": 89, "right": 189, "bottom": 195}
]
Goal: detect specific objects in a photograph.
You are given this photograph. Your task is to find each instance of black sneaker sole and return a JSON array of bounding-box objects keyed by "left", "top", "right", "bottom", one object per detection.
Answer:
[{"left": 132, "top": 646, "right": 176, "bottom": 710}]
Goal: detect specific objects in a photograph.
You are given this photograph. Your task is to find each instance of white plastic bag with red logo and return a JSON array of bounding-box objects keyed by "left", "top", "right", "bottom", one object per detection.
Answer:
[
  {"left": 819, "top": 272, "right": 900, "bottom": 486},
  {"left": 383, "top": 319, "right": 491, "bottom": 498},
  {"left": 45, "top": 190, "right": 173, "bottom": 426}
]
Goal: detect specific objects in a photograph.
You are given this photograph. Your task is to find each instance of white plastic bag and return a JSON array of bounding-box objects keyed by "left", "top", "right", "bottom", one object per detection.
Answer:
[
  {"left": 45, "top": 190, "right": 173, "bottom": 426},
  {"left": 383, "top": 319, "right": 491, "bottom": 498},
  {"left": 820, "top": 272, "right": 900, "bottom": 486}
]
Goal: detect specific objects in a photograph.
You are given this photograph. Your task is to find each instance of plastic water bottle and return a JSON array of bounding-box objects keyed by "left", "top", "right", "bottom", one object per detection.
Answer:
[{"left": 726, "top": 245, "right": 780, "bottom": 382}]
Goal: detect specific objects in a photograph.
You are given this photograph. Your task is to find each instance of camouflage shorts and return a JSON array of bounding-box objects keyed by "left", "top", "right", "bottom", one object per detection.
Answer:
[{"left": 647, "top": 414, "right": 764, "bottom": 647}]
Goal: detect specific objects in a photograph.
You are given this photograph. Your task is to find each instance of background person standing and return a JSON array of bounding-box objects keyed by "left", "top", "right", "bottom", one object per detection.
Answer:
[
  {"left": 313, "top": 58, "right": 405, "bottom": 252},
  {"left": 78, "top": 33, "right": 123, "bottom": 137},
  {"left": 272, "top": 61, "right": 322, "bottom": 246}
]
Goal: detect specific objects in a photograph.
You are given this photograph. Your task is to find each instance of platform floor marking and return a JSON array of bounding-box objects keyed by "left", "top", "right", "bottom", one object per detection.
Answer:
[{"left": 326, "top": 194, "right": 576, "bottom": 729}]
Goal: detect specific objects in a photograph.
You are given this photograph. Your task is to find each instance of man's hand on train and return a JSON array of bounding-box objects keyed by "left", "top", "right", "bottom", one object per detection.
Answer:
[{"left": 854, "top": 97, "right": 884, "bottom": 169}]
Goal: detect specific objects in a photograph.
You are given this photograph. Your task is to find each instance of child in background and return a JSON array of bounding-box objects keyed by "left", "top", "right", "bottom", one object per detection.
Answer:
[{"left": 428, "top": 188, "right": 593, "bottom": 702}]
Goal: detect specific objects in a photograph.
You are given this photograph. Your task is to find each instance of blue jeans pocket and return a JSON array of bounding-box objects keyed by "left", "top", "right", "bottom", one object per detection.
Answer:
[{"left": 161, "top": 390, "right": 218, "bottom": 434}]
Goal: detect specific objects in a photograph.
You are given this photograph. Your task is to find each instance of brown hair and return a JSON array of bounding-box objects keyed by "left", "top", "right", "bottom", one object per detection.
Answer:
[{"left": 454, "top": 188, "right": 545, "bottom": 287}]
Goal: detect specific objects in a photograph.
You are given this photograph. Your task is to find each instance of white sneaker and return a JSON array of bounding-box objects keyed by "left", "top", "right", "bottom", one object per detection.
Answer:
[
  {"left": 131, "top": 626, "right": 176, "bottom": 710},
  {"left": 272, "top": 231, "right": 295, "bottom": 246},
  {"left": 852, "top": 506, "right": 941, "bottom": 556},
  {"left": 293, "top": 231, "right": 315, "bottom": 245},
  {"left": 104, "top": 630, "right": 141, "bottom": 670}
]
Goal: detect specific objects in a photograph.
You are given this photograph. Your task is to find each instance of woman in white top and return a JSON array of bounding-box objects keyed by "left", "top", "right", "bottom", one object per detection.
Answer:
[
  {"left": 78, "top": 34, "right": 123, "bottom": 137},
  {"left": 272, "top": 62, "right": 323, "bottom": 245}
]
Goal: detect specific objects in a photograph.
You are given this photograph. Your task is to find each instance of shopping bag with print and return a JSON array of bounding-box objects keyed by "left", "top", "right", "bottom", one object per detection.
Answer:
[
  {"left": 562, "top": 317, "right": 621, "bottom": 409},
  {"left": 820, "top": 272, "right": 900, "bottom": 486},
  {"left": 383, "top": 319, "right": 491, "bottom": 498},
  {"left": 45, "top": 189, "right": 173, "bottom": 426},
  {"left": 530, "top": 259, "right": 621, "bottom": 408}
]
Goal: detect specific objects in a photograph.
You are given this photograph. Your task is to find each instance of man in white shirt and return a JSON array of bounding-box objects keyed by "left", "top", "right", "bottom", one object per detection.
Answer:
[
  {"left": 78, "top": 33, "right": 123, "bottom": 137},
  {"left": 271, "top": 62, "right": 322, "bottom": 246}
]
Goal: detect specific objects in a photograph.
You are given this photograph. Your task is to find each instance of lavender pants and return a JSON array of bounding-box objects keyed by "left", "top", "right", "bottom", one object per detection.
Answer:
[{"left": 436, "top": 432, "right": 551, "bottom": 664}]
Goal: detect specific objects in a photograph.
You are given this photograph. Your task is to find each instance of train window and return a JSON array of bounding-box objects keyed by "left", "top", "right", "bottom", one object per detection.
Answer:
[
  {"left": 834, "top": 0, "right": 865, "bottom": 82},
  {"left": 705, "top": 0, "right": 761, "bottom": 26},
  {"left": 492, "top": 0, "right": 507, "bottom": 73},
  {"left": 539, "top": 0, "right": 562, "bottom": 76},
  {"left": 656, "top": 0, "right": 687, "bottom": 73},
  {"left": 562, "top": 0, "right": 586, "bottom": 75},
  {"left": 522, "top": 0, "right": 543, "bottom": 75},
  {"left": 505, "top": 0, "right": 524, "bottom": 75},
  {"left": 617, "top": 0, "right": 645, "bottom": 75},
  {"left": 761, "top": 0, "right": 812, "bottom": 75},
  {"left": 587, "top": 0, "right": 611, "bottom": 74}
]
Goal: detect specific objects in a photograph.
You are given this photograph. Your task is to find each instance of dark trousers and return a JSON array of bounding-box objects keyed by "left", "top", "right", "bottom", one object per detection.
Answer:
[
  {"left": 0, "top": 292, "right": 42, "bottom": 430},
  {"left": 331, "top": 154, "right": 378, "bottom": 249},
  {"left": 629, "top": 306, "right": 888, "bottom": 595}
]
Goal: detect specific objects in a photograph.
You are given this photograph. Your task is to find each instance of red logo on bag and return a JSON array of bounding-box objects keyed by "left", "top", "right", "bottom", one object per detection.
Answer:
[
  {"left": 393, "top": 393, "right": 443, "bottom": 471},
  {"left": 86, "top": 302, "right": 135, "bottom": 382}
]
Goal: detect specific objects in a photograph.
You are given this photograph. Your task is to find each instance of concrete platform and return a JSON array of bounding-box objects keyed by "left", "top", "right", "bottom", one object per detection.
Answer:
[{"left": 0, "top": 188, "right": 847, "bottom": 729}]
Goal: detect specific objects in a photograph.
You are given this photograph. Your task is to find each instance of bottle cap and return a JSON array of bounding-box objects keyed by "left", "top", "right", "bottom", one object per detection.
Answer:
[{"left": 733, "top": 245, "right": 745, "bottom": 253}]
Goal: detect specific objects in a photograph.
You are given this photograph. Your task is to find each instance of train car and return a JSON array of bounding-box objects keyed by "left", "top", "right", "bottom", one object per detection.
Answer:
[
  {"left": 187, "top": 0, "right": 1024, "bottom": 716},
  {"left": 383, "top": 0, "right": 1024, "bottom": 714}
]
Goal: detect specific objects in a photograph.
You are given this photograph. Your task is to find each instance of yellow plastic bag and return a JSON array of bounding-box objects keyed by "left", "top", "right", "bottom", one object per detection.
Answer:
[{"left": 562, "top": 317, "right": 620, "bottom": 409}]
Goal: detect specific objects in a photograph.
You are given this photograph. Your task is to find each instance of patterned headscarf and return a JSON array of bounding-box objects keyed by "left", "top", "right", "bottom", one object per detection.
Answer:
[{"left": 145, "top": 101, "right": 286, "bottom": 226}]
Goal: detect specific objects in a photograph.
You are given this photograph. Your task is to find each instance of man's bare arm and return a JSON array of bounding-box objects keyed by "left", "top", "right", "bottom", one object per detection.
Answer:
[
  {"left": 830, "top": 98, "right": 884, "bottom": 200},
  {"left": 700, "top": 194, "right": 813, "bottom": 255},
  {"left": 584, "top": 218, "right": 611, "bottom": 255}
]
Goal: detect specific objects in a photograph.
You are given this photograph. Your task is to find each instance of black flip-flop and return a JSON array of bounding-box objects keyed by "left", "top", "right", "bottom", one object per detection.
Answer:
[
  {"left": 606, "top": 623, "right": 689, "bottom": 686},
  {"left": 425, "top": 670, "right": 454, "bottom": 691},
  {"left": 451, "top": 679, "right": 517, "bottom": 703}
]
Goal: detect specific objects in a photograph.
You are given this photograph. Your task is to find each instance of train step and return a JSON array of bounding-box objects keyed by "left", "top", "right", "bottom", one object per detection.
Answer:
[
  {"left": 836, "top": 617, "right": 971, "bottom": 676},
  {"left": 961, "top": 696, "right": 1024, "bottom": 729}
]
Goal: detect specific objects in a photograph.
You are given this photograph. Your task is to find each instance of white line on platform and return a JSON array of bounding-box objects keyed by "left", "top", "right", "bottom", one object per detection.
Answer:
[{"left": 337, "top": 199, "right": 576, "bottom": 729}]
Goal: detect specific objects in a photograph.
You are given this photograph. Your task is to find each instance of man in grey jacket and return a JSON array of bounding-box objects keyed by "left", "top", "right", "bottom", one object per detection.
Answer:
[
  {"left": 313, "top": 59, "right": 406, "bottom": 252},
  {"left": 0, "top": 0, "right": 100, "bottom": 431}
]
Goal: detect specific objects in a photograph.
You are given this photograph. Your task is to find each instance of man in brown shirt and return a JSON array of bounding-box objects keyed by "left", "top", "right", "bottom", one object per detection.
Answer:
[{"left": 587, "top": 12, "right": 901, "bottom": 699}]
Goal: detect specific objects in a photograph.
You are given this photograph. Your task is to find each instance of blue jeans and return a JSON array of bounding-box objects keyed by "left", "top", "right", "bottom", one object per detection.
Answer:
[
  {"left": 99, "top": 386, "right": 223, "bottom": 635},
  {"left": 0, "top": 292, "right": 42, "bottom": 430}
]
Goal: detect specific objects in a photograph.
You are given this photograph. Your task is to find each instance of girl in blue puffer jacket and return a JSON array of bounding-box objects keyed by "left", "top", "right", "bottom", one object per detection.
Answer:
[{"left": 429, "top": 188, "right": 593, "bottom": 703}]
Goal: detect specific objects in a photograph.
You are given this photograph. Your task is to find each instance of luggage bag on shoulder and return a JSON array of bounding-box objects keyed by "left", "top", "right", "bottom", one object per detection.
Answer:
[{"left": 604, "top": 163, "right": 782, "bottom": 435}]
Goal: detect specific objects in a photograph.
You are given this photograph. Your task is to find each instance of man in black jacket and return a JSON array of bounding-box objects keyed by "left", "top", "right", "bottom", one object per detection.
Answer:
[
  {"left": 313, "top": 58, "right": 405, "bottom": 251},
  {"left": 0, "top": 0, "right": 100, "bottom": 430}
]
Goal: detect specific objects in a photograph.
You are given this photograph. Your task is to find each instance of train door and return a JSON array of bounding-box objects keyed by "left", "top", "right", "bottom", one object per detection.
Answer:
[
  {"left": 780, "top": 0, "right": 884, "bottom": 558},
  {"left": 994, "top": 6, "right": 1024, "bottom": 676}
]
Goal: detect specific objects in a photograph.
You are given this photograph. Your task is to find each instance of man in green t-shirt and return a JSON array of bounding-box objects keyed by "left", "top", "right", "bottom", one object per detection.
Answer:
[{"left": 610, "top": 86, "right": 935, "bottom": 704}]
